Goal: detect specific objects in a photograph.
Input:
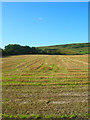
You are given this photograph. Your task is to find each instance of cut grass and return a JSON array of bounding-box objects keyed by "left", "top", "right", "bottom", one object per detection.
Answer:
[
  {"left": 2, "top": 55, "right": 89, "bottom": 119},
  {"left": 1, "top": 113, "right": 90, "bottom": 119}
]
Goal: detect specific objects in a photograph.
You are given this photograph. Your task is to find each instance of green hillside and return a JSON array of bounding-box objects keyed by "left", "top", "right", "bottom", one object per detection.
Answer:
[
  {"left": 38, "top": 43, "right": 90, "bottom": 55},
  {"left": 2, "top": 43, "right": 90, "bottom": 56}
]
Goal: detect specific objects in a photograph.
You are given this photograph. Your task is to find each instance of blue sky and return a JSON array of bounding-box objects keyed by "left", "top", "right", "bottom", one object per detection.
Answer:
[{"left": 2, "top": 2, "right": 88, "bottom": 48}]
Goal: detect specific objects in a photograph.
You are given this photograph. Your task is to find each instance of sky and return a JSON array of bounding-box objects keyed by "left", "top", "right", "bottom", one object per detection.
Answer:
[
  {"left": 2, "top": 2, "right": 88, "bottom": 48},
  {"left": 1, "top": 0, "right": 90, "bottom": 2}
]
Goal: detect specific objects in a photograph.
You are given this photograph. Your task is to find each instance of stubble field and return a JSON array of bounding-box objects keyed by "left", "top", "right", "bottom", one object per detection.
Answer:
[{"left": 2, "top": 55, "right": 89, "bottom": 119}]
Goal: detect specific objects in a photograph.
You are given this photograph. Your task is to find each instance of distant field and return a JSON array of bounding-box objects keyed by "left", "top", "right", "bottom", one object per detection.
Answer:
[
  {"left": 38, "top": 43, "right": 89, "bottom": 55},
  {"left": 2, "top": 55, "right": 89, "bottom": 119}
]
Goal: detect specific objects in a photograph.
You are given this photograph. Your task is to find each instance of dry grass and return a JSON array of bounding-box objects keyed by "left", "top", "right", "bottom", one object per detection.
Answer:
[{"left": 2, "top": 54, "right": 89, "bottom": 118}]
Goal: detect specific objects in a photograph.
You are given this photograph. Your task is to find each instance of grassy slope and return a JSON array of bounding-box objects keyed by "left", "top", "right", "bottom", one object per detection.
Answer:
[{"left": 38, "top": 43, "right": 90, "bottom": 55}]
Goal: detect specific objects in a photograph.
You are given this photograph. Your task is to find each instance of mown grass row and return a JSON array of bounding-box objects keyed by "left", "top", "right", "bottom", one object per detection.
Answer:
[
  {"left": 1, "top": 113, "right": 90, "bottom": 119},
  {"left": 2, "top": 81, "right": 89, "bottom": 86}
]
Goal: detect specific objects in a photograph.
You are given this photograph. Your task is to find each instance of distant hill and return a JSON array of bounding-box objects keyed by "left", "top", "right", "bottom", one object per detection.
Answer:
[
  {"left": 38, "top": 43, "right": 90, "bottom": 55},
  {"left": 2, "top": 43, "right": 90, "bottom": 56}
]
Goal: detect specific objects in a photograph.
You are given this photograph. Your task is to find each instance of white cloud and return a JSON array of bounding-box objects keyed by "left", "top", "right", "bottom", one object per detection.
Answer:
[{"left": 38, "top": 17, "right": 43, "bottom": 21}]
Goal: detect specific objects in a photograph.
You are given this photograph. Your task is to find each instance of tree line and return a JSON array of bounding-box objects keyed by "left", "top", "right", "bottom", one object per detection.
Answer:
[
  {"left": 0, "top": 43, "right": 89, "bottom": 56},
  {"left": 1, "top": 44, "right": 64, "bottom": 56}
]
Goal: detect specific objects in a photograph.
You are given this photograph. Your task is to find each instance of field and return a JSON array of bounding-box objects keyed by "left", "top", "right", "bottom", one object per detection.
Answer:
[
  {"left": 38, "top": 43, "right": 89, "bottom": 55},
  {"left": 2, "top": 55, "right": 89, "bottom": 119}
]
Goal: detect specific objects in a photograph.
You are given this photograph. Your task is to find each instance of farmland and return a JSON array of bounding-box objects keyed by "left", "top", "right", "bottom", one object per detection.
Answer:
[{"left": 2, "top": 55, "right": 89, "bottom": 119}]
